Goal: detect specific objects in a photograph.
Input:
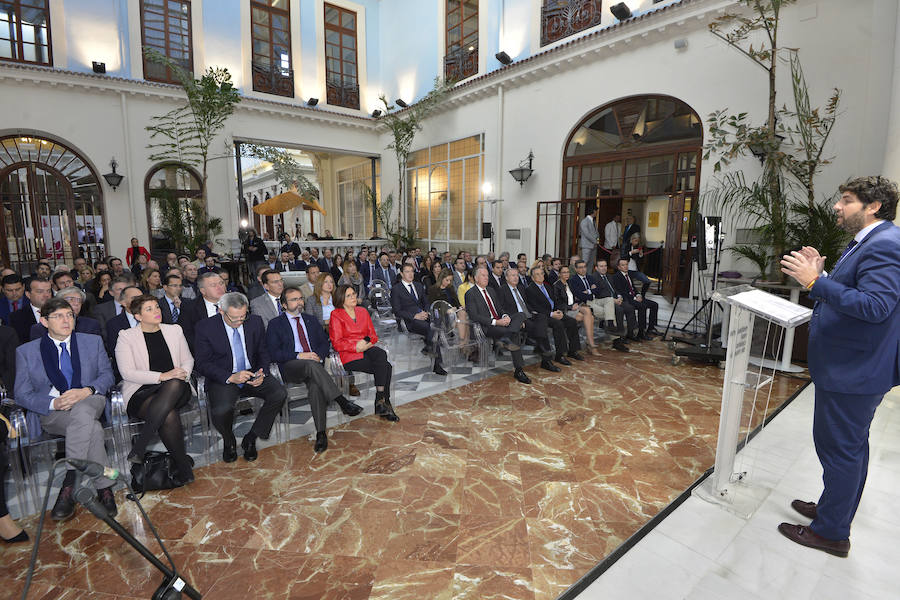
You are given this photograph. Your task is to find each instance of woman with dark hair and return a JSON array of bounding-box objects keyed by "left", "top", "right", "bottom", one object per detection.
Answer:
[
  {"left": 553, "top": 265, "right": 599, "bottom": 355},
  {"left": 421, "top": 260, "right": 443, "bottom": 289},
  {"left": 417, "top": 256, "right": 434, "bottom": 284},
  {"left": 338, "top": 259, "right": 366, "bottom": 305},
  {"left": 93, "top": 271, "right": 114, "bottom": 303},
  {"left": 304, "top": 272, "right": 336, "bottom": 329},
  {"left": 427, "top": 268, "right": 470, "bottom": 345},
  {"left": 330, "top": 253, "right": 345, "bottom": 281},
  {"left": 329, "top": 285, "right": 397, "bottom": 421},
  {"left": 141, "top": 268, "right": 163, "bottom": 297},
  {"left": 115, "top": 294, "right": 195, "bottom": 487}
]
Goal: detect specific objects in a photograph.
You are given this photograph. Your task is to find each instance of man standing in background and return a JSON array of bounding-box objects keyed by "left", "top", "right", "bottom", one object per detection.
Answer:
[{"left": 579, "top": 207, "right": 600, "bottom": 268}]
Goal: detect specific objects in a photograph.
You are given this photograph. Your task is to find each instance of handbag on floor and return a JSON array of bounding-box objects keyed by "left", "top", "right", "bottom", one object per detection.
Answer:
[{"left": 130, "top": 451, "right": 193, "bottom": 496}]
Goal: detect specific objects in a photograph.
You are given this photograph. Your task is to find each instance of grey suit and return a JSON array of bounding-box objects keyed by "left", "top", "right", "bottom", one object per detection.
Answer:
[
  {"left": 14, "top": 332, "right": 116, "bottom": 487},
  {"left": 579, "top": 214, "right": 599, "bottom": 267},
  {"left": 250, "top": 292, "right": 281, "bottom": 328}
]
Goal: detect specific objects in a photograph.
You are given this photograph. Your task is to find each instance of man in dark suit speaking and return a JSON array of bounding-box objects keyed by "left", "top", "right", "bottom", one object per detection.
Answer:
[{"left": 779, "top": 176, "right": 900, "bottom": 557}]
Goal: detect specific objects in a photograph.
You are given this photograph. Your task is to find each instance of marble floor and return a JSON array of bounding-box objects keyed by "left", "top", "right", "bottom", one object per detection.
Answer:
[
  {"left": 579, "top": 384, "right": 900, "bottom": 600},
  {"left": 1, "top": 336, "right": 806, "bottom": 599}
]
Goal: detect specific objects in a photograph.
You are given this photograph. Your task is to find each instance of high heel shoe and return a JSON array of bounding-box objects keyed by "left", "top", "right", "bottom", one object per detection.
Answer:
[
  {"left": 587, "top": 344, "right": 601, "bottom": 356},
  {"left": 2, "top": 530, "right": 29, "bottom": 544}
]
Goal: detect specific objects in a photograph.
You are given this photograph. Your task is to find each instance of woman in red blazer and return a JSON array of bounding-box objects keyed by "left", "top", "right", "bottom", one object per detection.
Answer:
[
  {"left": 125, "top": 237, "right": 152, "bottom": 267},
  {"left": 329, "top": 285, "right": 398, "bottom": 421}
]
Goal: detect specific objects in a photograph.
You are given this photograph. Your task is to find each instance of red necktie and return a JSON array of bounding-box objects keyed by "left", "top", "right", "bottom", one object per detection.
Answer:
[
  {"left": 482, "top": 288, "right": 499, "bottom": 319},
  {"left": 625, "top": 274, "right": 634, "bottom": 294},
  {"left": 12, "top": 300, "right": 18, "bottom": 311},
  {"left": 294, "top": 316, "right": 311, "bottom": 353}
]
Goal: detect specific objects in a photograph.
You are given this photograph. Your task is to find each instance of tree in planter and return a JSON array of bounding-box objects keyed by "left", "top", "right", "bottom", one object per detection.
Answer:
[
  {"left": 703, "top": 0, "right": 847, "bottom": 278},
  {"left": 144, "top": 48, "right": 240, "bottom": 254},
  {"left": 377, "top": 77, "right": 454, "bottom": 239}
]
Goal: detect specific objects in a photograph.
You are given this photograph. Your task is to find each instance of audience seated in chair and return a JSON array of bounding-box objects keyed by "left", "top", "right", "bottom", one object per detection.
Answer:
[
  {"left": 497, "top": 267, "right": 560, "bottom": 373},
  {"left": 621, "top": 232, "right": 652, "bottom": 295},
  {"left": 158, "top": 272, "right": 187, "bottom": 325},
  {"left": 265, "top": 286, "right": 362, "bottom": 453},
  {"left": 193, "top": 292, "right": 287, "bottom": 463},
  {"left": 9, "top": 277, "right": 52, "bottom": 346},
  {"left": 569, "top": 259, "right": 629, "bottom": 353},
  {"left": 180, "top": 271, "right": 228, "bottom": 353},
  {"left": 526, "top": 266, "right": 583, "bottom": 365},
  {"left": 330, "top": 285, "right": 398, "bottom": 421},
  {"left": 611, "top": 257, "right": 659, "bottom": 341},
  {"left": 14, "top": 296, "right": 117, "bottom": 521},
  {"left": 249, "top": 269, "right": 285, "bottom": 328},
  {"left": 29, "top": 286, "right": 102, "bottom": 341},
  {"left": 590, "top": 259, "right": 632, "bottom": 352},
  {"left": 391, "top": 263, "right": 447, "bottom": 376},
  {"left": 553, "top": 265, "right": 600, "bottom": 355},
  {"left": 115, "top": 294, "right": 195, "bottom": 488},
  {"left": 464, "top": 265, "right": 531, "bottom": 384}
]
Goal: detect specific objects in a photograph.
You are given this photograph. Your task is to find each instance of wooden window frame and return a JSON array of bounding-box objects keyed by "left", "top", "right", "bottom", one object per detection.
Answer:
[
  {"left": 250, "top": 0, "right": 294, "bottom": 97},
  {"left": 140, "top": 0, "right": 193, "bottom": 84},
  {"left": 444, "top": 0, "right": 478, "bottom": 82},
  {"left": 0, "top": 0, "right": 53, "bottom": 66},
  {"left": 324, "top": 2, "right": 360, "bottom": 110}
]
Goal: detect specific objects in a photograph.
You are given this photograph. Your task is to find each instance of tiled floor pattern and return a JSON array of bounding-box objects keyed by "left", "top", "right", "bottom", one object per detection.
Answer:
[
  {"left": 1, "top": 337, "right": 806, "bottom": 599},
  {"left": 579, "top": 385, "right": 900, "bottom": 600}
]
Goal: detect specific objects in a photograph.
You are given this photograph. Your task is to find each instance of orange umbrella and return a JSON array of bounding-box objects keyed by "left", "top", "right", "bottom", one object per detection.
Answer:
[{"left": 252, "top": 189, "right": 327, "bottom": 216}]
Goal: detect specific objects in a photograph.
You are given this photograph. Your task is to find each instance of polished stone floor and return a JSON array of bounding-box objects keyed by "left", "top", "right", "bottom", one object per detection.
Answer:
[{"left": 1, "top": 338, "right": 806, "bottom": 600}]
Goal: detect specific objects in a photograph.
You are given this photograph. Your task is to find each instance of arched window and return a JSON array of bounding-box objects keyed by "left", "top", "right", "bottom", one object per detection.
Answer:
[
  {"left": 145, "top": 163, "right": 202, "bottom": 254},
  {"left": 0, "top": 135, "right": 106, "bottom": 271}
]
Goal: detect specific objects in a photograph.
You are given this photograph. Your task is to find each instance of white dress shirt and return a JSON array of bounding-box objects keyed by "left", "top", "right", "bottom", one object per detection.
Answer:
[{"left": 48, "top": 335, "right": 72, "bottom": 409}]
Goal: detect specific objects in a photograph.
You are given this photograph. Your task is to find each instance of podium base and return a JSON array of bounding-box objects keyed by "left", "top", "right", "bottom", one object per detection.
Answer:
[
  {"left": 748, "top": 355, "right": 806, "bottom": 373},
  {"left": 692, "top": 473, "right": 771, "bottom": 520}
]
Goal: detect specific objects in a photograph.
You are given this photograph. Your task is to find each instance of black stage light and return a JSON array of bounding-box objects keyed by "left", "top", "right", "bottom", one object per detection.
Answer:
[
  {"left": 495, "top": 51, "right": 512, "bottom": 65},
  {"left": 610, "top": 2, "right": 633, "bottom": 20}
]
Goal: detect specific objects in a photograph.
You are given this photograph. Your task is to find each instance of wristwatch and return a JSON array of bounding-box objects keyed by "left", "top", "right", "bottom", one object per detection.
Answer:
[{"left": 87, "top": 385, "right": 97, "bottom": 395}]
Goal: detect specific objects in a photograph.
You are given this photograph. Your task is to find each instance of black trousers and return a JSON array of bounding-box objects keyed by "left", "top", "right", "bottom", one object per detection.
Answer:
[
  {"left": 611, "top": 300, "right": 636, "bottom": 335},
  {"left": 207, "top": 375, "right": 287, "bottom": 443},
  {"left": 344, "top": 346, "right": 393, "bottom": 391},
  {"left": 403, "top": 317, "right": 442, "bottom": 361},
  {"left": 279, "top": 359, "right": 342, "bottom": 434},
  {"left": 548, "top": 313, "right": 581, "bottom": 355},
  {"left": 480, "top": 312, "right": 526, "bottom": 369},
  {"left": 622, "top": 298, "right": 658, "bottom": 332},
  {"left": 523, "top": 314, "right": 552, "bottom": 356}
]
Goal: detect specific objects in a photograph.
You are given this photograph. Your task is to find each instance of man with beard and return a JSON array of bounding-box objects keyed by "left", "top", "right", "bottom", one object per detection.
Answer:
[{"left": 778, "top": 176, "right": 900, "bottom": 558}]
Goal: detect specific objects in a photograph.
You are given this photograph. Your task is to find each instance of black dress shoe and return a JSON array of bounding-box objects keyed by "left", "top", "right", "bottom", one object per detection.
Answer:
[
  {"left": 513, "top": 369, "right": 532, "bottom": 384},
  {"left": 540, "top": 359, "right": 561, "bottom": 372},
  {"left": 375, "top": 400, "right": 400, "bottom": 422},
  {"left": 568, "top": 351, "right": 585, "bottom": 361},
  {"left": 1, "top": 530, "right": 29, "bottom": 544},
  {"left": 335, "top": 396, "right": 363, "bottom": 416},
  {"left": 613, "top": 339, "right": 630, "bottom": 353},
  {"left": 791, "top": 499, "right": 817, "bottom": 520},
  {"left": 348, "top": 383, "right": 361, "bottom": 397},
  {"left": 314, "top": 432, "right": 328, "bottom": 453},
  {"left": 777, "top": 523, "right": 849, "bottom": 557},
  {"left": 640, "top": 332, "right": 655, "bottom": 341},
  {"left": 51, "top": 486, "right": 76, "bottom": 521},
  {"left": 433, "top": 363, "right": 448, "bottom": 376},
  {"left": 468, "top": 351, "right": 480, "bottom": 363},
  {"left": 554, "top": 355, "right": 572, "bottom": 366},
  {"left": 241, "top": 436, "right": 258, "bottom": 462},
  {"left": 628, "top": 333, "right": 643, "bottom": 343},
  {"left": 222, "top": 444, "right": 238, "bottom": 463},
  {"left": 97, "top": 486, "right": 118, "bottom": 518}
]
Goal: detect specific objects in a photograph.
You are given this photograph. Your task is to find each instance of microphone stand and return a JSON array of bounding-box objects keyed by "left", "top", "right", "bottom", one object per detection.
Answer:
[{"left": 73, "top": 484, "right": 202, "bottom": 600}]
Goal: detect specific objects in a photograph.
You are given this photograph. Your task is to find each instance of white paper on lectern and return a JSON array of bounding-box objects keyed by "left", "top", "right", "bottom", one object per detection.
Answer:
[{"left": 728, "top": 289, "right": 812, "bottom": 327}]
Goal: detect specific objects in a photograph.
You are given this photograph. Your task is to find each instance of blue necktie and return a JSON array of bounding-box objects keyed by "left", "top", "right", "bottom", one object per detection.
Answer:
[
  {"left": 59, "top": 342, "right": 73, "bottom": 388},
  {"left": 540, "top": 284, "right": 552, "bottom": 306},
  {"left": 231, "top": 327, "right": 247, "bottom": 387},
  {"left": 171, "top": 302, "right": 180, "bottom": 322},
  {"left": 836, "top": 239, "right": 858, "bottom": 264}
]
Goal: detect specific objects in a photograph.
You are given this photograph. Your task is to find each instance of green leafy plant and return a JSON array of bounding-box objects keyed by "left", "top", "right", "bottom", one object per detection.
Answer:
[
  {"left": 365, "top": 188, "right": 417, "bottom": 248},
  {"left": 144, "top": 48, "right": 240, "bottom": 254},
  {"left": 242, "top": 144, "right": 320, "bottom": 200},
  {"left": 703, "top": 0, "right": 844, "bottom": 280},
  {"left": 378, "top": 77, "right": 454, "bottom": 229}
]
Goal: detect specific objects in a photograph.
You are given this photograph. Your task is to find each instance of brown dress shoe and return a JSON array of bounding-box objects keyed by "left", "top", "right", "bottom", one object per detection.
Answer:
[
  {"left": 777, "top": 523, "right": 849, "bottom": 558},
  {"left": 791, "top": 499, "right": 817, "bottom": 520},
  {"left": 348, "top": 383, "right": 360, "bottom": 396}
]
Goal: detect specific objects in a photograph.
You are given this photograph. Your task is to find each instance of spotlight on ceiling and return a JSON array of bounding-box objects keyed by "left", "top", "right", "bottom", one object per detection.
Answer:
[
  {"left": 395, "top": 99, "right": 408, "bottom": 108},
  {"left": 371, "top": 109, "right": 382, "bottom": 118},
  {"left": 307, "top": 97, "right": 319, "bottom": 106},
  {"left": 92, "top": 61, "right": 106, "bottom": 74},
  {"left": 610, "top": 2, "right": 633, "bottom": 20},
  {"left": 495, "top": 51, "right": 512, "bottom": 65}
]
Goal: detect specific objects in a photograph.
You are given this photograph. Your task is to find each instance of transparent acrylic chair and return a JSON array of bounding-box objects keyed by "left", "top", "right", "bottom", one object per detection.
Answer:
[{"left": 430, "top": 300, "right": 492, "bottom": 378}]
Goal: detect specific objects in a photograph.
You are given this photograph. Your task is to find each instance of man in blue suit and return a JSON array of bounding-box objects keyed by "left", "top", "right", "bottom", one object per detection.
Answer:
[
  {"left": 14, "top": 296, "right": 117, "bottom": 521},
  {"left": 265, "top": 286, "right": 361, "bottom": 453},
  {"left": 0, "top": 273, "right": 28, "bottom": 325},
  {"left": 779, "top": 176, "right": 900, "bottom": 557},
  {"left": 28, "top": 286, "right": 102, "bottom": 341},
  {"left": 372, "top": 252, "right": 397, "bottom": 289},
  {"left": 391, "top": 263, "right": 446, "bottom": 376},
  {"left": 193, "top": 292, "right": 287, "bottom": 463}
]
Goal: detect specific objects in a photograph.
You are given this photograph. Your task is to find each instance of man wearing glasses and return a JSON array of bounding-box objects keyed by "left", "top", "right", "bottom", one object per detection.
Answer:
[
  {"left": 28, "top": 286, "right": 102, "bottom": 340},
  {"left": 158, "top": 273, "right": 186, "bottom": 325},
  {"left": 193, "top": 292, "right": 287, "bottom": 463},
  {"left": 14, "top": 296, "right": 117, "bottom": 521}
]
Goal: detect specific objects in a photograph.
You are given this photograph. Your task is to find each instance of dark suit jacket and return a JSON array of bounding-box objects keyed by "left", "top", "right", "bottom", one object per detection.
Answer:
[
  {"left": 265, "top": 312, "right": 330, "bottom": 370},
  {"left": 30, "top": 316, "right": 102, "bottom": 342},
  {"left": 611, "top": 270, "right": 639, "bottom": 302},
  {"left": 807, "top": 221, "right": 900, "bottom": 395},
  {"left": 0, "top": 324, "right": 18, "bottom": 389},
  {"left": 621, "top": 240, "right": 644, "bottom": 270},
  {"left": 622, "top": 223, "right": 641, "bottom": 245},
  {"left": 497, "top": 283, "right": 533, "bottom": 316},
  {"left": 487, "top": 272, "right": 504, "bottom": 290},
  {"left": 275, "top": 261, "right": 303, "bottom": 273},
  {"left": 194, "top": 313, "right": 271, "bottom": 384},
  {"left": 93, "top": 298, "right": 121, "bottom": 343},
  {"left": 569, "top": 273, "right": 598, "bottom": 303},
  {"left": 280, "top": 242, "right": 301, "bottom": 259},
  {"left": 9, "top": 306, "right": 39, "bottom": 346},
  {"left": 552, "top": 280, "right": 576, "bottom": 311},
  {"left": 372, "top": 264, "right": 396, "bottom": 288},
  {"left": 105, "top": 311, "right": 133, "bottom": 358},
  {"left": 0, "top": 296, "right": 29, "bottom": 325},
  {"left": 526, "top": 282, "right": 557, "bottom": 316},
  {"left": 317, "top": 257, "right": 334, "bottom": 273},
  {"left": 179, "top": 296, "right": 217, "bottom": 352},
  {"left": 464, "top": 285, "right": 509, "bottom": 328},
  {"left": 359, "top": 261, "right": 376, "bottom": 288},
  {"left": 546, "top": 269, "right": 560, "bottom": 285},
  {"left": 158, "top": 295, "right": 185, "bottom": 325},
  {"left": 391, "top": 280, "right": 429, "bottom": 322},
  {"left": 590, "top": 272, "right": 618, "bottom": 299}
]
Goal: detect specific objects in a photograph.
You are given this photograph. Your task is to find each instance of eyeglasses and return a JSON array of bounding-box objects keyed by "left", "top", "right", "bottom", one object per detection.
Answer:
[{"left": 46, "top": 312, "right": 75, "bottom": 321}]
